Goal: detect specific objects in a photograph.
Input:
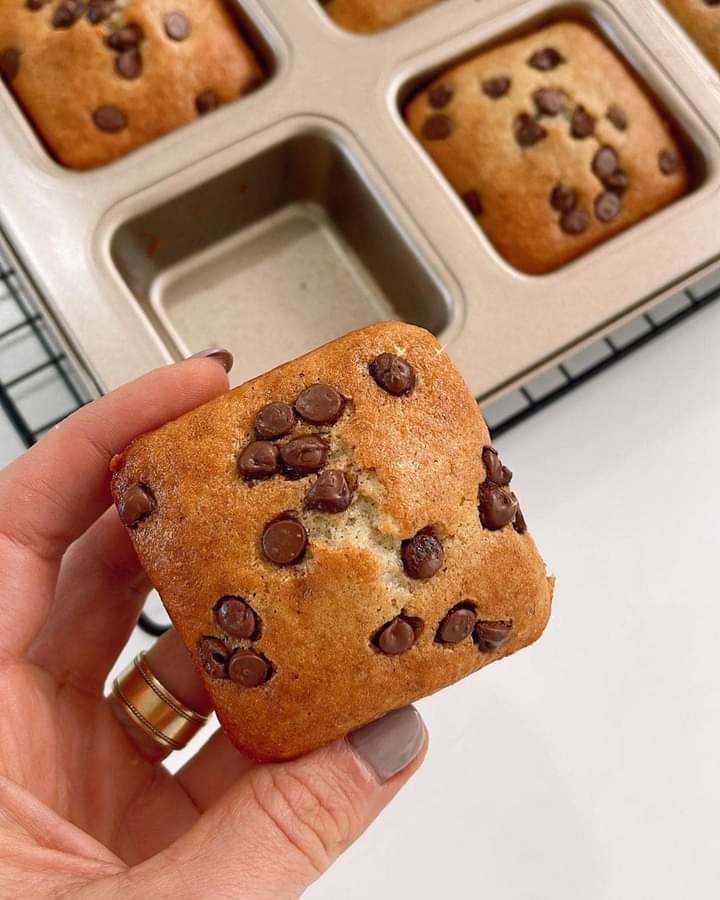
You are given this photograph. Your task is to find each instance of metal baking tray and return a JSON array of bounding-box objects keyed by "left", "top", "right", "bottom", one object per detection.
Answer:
[{"left": 1, "top": 0, "right": 719, "bottom": 404}]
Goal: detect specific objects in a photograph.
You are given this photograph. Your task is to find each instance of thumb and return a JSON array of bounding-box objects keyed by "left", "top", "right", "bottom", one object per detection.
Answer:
[{"left": 141, "top": 706, "right": 426, "bottom": 900}]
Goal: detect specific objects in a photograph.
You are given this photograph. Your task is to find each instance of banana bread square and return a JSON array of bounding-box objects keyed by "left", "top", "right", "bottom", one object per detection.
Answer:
[
  {"left": 0, "top": 0, "right": 263, "bottom": 170},
  {"left": 405, "top": 21, "right": 689, "bottom": 274},
  {"left": 320, "top": 0, "right": 442, "bottom": 33},
  {"left": 663, "top": 1, "right": 720, "bottom": 71},
  {"left": 111, "top": 322, "right": 553, "bottom": 761}
]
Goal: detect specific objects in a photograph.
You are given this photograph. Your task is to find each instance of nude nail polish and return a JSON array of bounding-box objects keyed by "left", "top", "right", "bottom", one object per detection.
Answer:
[
  {"left": 347, "top": 706, "right": 425, "bottom": 783},
  {"left": 188, "top": 348, "right": 234, "bottom": 373}
]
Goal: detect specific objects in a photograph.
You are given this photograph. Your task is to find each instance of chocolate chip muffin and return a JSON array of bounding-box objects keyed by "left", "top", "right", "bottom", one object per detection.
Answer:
[
  {"left": 320, "top": 0, "right": 442, "bottom": 33},
  {"left": 111, "top": 322, "right": 553, "bottom": 761},
  {"left": 662, "top": 1, "right": 720, "bottom": 71},
  {"left": 405, "top": 21, "right": 689, "bottom": 274},
  {"left": 0, "top": 1, "right": 263, "bottom": 169}
]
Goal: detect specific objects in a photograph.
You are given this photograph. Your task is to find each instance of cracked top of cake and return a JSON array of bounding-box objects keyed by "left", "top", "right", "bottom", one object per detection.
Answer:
[{"left": 111, "top": 322, "right": 553, "bottom": 761}]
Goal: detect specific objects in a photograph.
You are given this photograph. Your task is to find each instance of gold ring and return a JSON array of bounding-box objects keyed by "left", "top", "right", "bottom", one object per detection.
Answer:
[{"left": 112, "top": 652, "right": 209, "bottom": 752}]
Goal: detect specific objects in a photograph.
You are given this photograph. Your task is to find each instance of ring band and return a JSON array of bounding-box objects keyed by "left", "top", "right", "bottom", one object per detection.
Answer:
[{"left": 113, "top": 652, "right": 209, "bottom": 752}]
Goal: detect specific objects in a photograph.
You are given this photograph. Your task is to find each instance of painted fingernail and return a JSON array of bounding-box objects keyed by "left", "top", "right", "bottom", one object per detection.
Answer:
[
  {"left": 347, "top": 706, "right": 425, "bottom": 784},
  {"left": 188, "top": 348, "right": 234, "bottom": 373}
]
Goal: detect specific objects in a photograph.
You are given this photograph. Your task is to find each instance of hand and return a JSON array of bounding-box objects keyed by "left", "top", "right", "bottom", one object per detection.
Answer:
[{"left": 0, "top": 353, "right": 427, "bottom": 899}]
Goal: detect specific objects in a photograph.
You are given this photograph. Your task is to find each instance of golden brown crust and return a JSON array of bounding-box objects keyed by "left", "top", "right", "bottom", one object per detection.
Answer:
[
  {"left": 322, "top": 0, "right": 440, "bottom": 33},
  {"left": 111, "top": 322, "right": 553, "bottom": 761},
  {"left": 0, "top": 1, "right": 263, "bottom": 170},
  {"left": 405, "top": 22, "right": 689, "bottom": 274},
  {"left": 663, "top": 0, "right": 720, "bottom": 71}
]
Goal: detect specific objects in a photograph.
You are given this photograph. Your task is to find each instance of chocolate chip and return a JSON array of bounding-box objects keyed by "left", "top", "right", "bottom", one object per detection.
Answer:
[
  {"left": 604, "top": 169, "right": 629, "bottom": 194},
  {"left": 594, "top": 191, "right": 622, "bottom": 223},
  {"left": 115, "top": 49, "right": 142, "bottom": 80},
  {"left": 93, "top": 105, "right": 127, "bottom": 133},
  {"left": 107, "top": 24, "right": 143, "bottom": 50},
  {"left": 295, "top": 383, "right": 345, "bottom": 425},
  {"left": 198, "top": 636, "right": 229, "bottom": 678},
  {"left": 482, "top": 76, "right": 511, "bottom": 98},
  {"left": 196, "top": 90, "right": 219, "bottom": 115},
  {"left": 592, "top": 145, "right": 619, "bottom": 180},
  {"left": 164, "top": 12, "right": 191, "bottom": 41},
  {"left": 374, "top": 615, "right": 423, "bottom": 655},
  {"left": 215, "top": 596, "right": 259, "bottom": 640},
  {"left": 26, "top": 0, "right": 48, "bottom": 9},
  {"left": 280, "top": 435, "right": 328, "bottom": 475},
  {"left": 238, "top": 441, "right": 279, "bottom": 479},
  {"left": 533, "top": 87, "right": 565, "bottom": 116},
  {"left": 52, "top": 0, "right": 83, "bottom": 27},
  {"left": 0, "top": 48, "right": 20, "bottom": 84},
  {"left": 514, "top": 114, "right": 547, "bottom": 148},
  {"left": 607, "top": 105, "right": 628, "bottom": 131},
  {"left": 119, "top": 483, "right": 155, "bottom": 528},
  {"left": 659, "top": 149, "right": 680, "bottom": 175},
  {"left": 513, "top": 504, "right": 527, "bottom": 535},
  {"left": 86, "top": 0, "right": 114, "bottom": 24},
  {"left": 428, "top": 83, "right": 453, "bottom": 108},
  {"left": 255, "top": 402, "right": 295, "bottom": 439},
  {"left": 482, "top": 446, "right": 512, "bottom": 486},
  {"left": 369, "top": 353, "right": 415, "bottom": 396},
  {"left": 571, "top": 105, "right": 595, "bottom": 139},
  {"left": 477, "top": 482, "right": 518, "bottom": 530},
  {"left": 422, "top": 113, "right": 454, "bottom": 140},
  {"left": 462, "top": 190, "right": 483, "bottom": 216},
  {"left": 560, "top": 208, "right": 591, "bottom": 235},
  {"left": 436, "top": 605, "right": 476, "bottom": 644},
  {"left": 305, "top": 470, "right": 352, "bottom": 513},
  {"left": 402, "top": 530, "right": 444, "bottom": 580},
  {"left": 528, "top": 47, "right": 564, "bottom": 70},
  {"left": 474, "top": 620, "right": 512, "bottom": 652},
  {"left": 228, "top": 650, "right": 272, "bottom": 687},
  {"left": 262, "top": 518, "right": 307, "bottom": 565},
  {"left": 550, "top": 184, "right": 578, "bottom": 213}
]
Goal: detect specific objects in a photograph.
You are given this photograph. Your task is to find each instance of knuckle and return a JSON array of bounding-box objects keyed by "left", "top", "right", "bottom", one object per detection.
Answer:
[{"left": 248, "top": 763, "right": 363, "bottom": 877}]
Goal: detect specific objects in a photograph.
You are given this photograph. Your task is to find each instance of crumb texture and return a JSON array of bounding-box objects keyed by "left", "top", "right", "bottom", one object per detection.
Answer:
[
  {"left": 112, "top": 322, "right": 553, "bottom": 760},
  {"left": 405, "top": 21, "right": 689, "bottom": 274}
]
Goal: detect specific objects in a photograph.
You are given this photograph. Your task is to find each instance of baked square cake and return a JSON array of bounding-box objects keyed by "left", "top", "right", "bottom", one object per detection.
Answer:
[
  {"left": 111, "top": 323, "right": 553, "bottom": 761},
  {"left": 405, "top": 21, "right": 689, "bottom": 274},
  {"left": 662, "top": 1, "right": 720, "bottom": 71},
  {"left": 320, "top": 0, "right": 442, "bottom": 33},
  {"left": 0, "top": 0, "right": 263, "bottom": 169}
]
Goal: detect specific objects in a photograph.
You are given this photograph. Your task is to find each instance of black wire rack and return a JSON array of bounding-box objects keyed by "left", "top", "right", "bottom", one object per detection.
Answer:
[
  {"left": 0, "top": 252, "right": 89, "bottom": 444},
  {"left": 1, "top": 237, "right": 719, "bottom": 635},
  {"left": 0, "top": 241, "right": 165, "bottom": 636}
]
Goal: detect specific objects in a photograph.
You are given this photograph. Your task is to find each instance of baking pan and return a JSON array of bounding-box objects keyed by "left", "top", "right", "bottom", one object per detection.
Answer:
[{"left": 0, "top": 0, "right": 719, "bottom": 402}]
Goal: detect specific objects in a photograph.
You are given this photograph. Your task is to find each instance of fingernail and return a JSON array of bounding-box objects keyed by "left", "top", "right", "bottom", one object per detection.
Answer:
[
  {"left": 188, "top": 348, "right": 234, "bottom": 373},
  {"left": 347, "top": 706, "right": 425, "bottom": 784}
]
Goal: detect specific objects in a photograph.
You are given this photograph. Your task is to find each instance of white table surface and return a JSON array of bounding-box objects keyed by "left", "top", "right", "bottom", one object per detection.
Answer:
[
  {"left": 307, "top": 299, "right": 720, "bottom": 900},
  {"left": 2, "top": 296, "right": 719, "bottom": 898}
]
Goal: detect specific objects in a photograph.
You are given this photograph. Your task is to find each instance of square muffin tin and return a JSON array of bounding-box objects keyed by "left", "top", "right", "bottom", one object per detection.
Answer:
[{"left": 1, "top": 0, "right": 719, "bottom": 403}]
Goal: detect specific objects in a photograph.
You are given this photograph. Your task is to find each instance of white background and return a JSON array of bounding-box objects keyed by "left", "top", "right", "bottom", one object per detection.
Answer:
[
  {"left": 309, "top": 295, "right": 720, "bottom": 899},
  {"left": 1, "top": 292, "right": 719, "bottom": 898}
]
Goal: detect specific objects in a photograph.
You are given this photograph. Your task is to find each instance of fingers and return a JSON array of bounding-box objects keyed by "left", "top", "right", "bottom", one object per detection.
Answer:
[
  {"left": 0, "top": 354, "right": 230, "bottom": 658},
  {"left": 175, "top": 729, "right": 256, "bottom": 811},
  {"left": 0, "top": 354, "right": 230, "bottom": 562},
  {"left": 135, "top": 707, "right": 428, "bottom": 900},
  {"left": 110, "top": 629, "right": 213, "bottom": 764},
  {"left": 29, "top": 507, "right": 150, "bottom": 688}
]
